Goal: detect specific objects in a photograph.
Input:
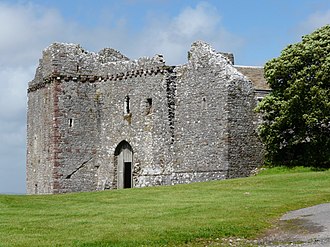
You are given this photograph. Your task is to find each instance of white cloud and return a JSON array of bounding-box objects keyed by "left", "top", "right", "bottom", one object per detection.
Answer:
[
  {"left": 297, "top": 9, "right": 330, "bottom": 36},
  {"left": 0, "top": 2, "right": 67, "bottom": 193},
  {"left": 124, "top": 2, "right": 243, "bottom": 64},
  {"left": 0, "top": 65, "right": 32, "bottom": 193},
  {"left": 174, "top": 3, "right": 220, "bottom": 37},
  {"left": 0, "top": 1, "right": 242, "bottom": 193},
  {"left": 0, "top": 3, "right": 72, "bottom": 67},
  {"left": 0, "top": 67, "right": 32, "bottom": 120}
]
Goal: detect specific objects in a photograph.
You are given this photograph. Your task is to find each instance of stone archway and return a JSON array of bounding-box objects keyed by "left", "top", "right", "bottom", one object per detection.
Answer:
[{"left": 114, "top": 141, "right": 133, "bottom": 189}]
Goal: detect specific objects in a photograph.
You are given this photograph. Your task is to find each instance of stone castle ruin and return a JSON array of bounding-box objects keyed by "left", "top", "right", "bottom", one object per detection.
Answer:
[{"left": 27, "top": 41, "right": 267, "bottom": 194}]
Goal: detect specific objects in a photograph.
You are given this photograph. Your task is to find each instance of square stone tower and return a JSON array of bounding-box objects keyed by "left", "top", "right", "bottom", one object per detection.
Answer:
[{"left": 27, "top": 41, "right": 264, "bottom": 194}]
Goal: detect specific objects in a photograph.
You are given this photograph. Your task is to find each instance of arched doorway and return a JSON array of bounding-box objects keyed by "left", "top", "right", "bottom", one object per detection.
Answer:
[{"left": 114, "top": 141, "right": 133, "bottom": 189}]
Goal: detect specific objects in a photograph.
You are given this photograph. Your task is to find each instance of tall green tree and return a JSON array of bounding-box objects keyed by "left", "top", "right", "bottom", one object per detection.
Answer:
[{"left": 256, "top": 25, "right": 330, "bottom": 168}]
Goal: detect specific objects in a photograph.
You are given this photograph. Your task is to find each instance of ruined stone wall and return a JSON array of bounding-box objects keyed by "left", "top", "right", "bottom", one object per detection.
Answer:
[
  {"left": 27, "top": 45, "right": 67, "bottom": 194},
  {"left": 225, "top": 70, "right": 264, "bottom": 178},
  {"left": 97, "top": 68, "right": 175, "bottom": 189},
  {"left": 27, "top": 82, "right": 57, "bottom": 194},
  {"left": 27, "top": 41, "right": 265, "bottom": 194},
  {"left": 55, "top": 80, "right": 100, "bottom": 193},
  {"left": 26, "top": 43, "right": 129, "bottom": 193},
  {"left": 171, "top": 41, "right": 264, "bottom": 182},
  {"left": 27, "top": 43, "right": 176, "bottom": 193},
  {"left": 171, "top": 42, "right": 230, "bottom": 184}
]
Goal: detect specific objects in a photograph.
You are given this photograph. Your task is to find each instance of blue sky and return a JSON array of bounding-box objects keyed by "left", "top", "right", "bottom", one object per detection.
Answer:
[{"left": 0, "top": 0, "right": 329, "bottom": 194}]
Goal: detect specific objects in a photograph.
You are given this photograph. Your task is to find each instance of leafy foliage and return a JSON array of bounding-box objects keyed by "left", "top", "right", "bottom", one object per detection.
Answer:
[{"left": 256, "top": 25, "right": 330, "bottom": 168}]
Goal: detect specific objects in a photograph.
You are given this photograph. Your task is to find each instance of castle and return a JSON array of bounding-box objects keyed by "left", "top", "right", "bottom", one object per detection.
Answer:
[{"left": 26, "top": 41, "right": 268, "bottom": 194}]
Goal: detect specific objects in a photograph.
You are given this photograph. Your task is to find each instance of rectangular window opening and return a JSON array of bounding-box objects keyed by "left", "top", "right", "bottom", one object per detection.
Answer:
[
  {"left": 202, "top": 97, "right": 207, "bottom": 110},
  {"left": 124, "top": 95, "right": 130, "bottom": 114},
  {"left": 146, "top": 98, "right": 152, "bottom": 115},
  {"left": 69, "top": 118, "right": 74, "bottom": 127}
]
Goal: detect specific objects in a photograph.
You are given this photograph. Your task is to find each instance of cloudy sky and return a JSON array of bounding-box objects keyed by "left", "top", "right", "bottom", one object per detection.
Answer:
[{"left": 0, "top": 0, "right": 329, "bottom": 194}]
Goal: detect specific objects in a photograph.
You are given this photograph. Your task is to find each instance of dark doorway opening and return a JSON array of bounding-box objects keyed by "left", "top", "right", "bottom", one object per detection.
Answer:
[
  {"left": 114, "top": 140, "right": 133, "bottom": 189},
  {"left": 124, "top": 162, "right": 132, "bottom": 188}
]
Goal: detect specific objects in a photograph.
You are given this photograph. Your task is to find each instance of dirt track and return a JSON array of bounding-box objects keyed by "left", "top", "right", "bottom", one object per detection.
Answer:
[{"left": 261, "top": 203, "right": 330, "bottom": 246}]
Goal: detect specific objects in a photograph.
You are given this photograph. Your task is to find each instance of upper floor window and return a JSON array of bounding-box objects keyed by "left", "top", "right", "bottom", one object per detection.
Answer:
[
  {"left": 69, "top": 118, "right": 74, "bottom": 127},
  {"left": 124, "top": 95, "right": 130, "bottom": 114},
  {"left": 146, "top": 98, "right": 152, "bottom": 115}
]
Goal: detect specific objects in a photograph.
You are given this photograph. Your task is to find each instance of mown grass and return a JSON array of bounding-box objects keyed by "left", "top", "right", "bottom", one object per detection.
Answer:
[{"left": 0, "top": 167, "right": 329, "bottom": 247}]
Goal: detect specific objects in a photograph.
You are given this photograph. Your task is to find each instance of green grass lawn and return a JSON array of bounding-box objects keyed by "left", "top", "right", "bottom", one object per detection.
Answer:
[{"left": 0, "top": 167, "right": 329, "bottom": 247}]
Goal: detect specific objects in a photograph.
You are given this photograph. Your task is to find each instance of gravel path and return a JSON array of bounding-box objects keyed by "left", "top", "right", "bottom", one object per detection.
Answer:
[{"left": 262, "top": 203, "right": 330, "bottom": 247}]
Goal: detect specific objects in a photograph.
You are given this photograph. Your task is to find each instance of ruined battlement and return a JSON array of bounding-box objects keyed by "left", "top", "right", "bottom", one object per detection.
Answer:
[
  {"left": 27, "top": 41, "right": 265, "bottom": 194},
  {"left": 29, "top": 43, "right": 167, "bottom": 92}
]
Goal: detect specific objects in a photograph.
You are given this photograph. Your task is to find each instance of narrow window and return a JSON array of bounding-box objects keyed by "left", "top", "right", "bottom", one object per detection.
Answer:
[
  {"left": 124, "top": 95, "right": 130, "bottom": 114},
  {"left": 69, "top": 118, "right": 74, "bottom": 127},
  {"left": 202, "top": 97, "right": 207, "bottom": 110},
  {"left": 146, "top": 98, "right": 152, "bottom": 115}
]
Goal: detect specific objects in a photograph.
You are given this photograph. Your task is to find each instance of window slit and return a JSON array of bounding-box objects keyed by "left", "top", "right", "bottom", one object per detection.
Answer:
[
  {"left": 124, "top": 95, "right": 130, "bottom": 114},
  {"left": 69, "top": 118, "right": 73, "bottom": 127},
  {"left": 146, "top": 98, "right": 152, "bottom": 115}
]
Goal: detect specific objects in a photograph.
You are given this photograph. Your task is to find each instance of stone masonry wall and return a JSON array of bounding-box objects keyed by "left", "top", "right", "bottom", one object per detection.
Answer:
[
  {"left": 55, "top": 80, "right": 100, "bottom": 193},
  {"left": 27, "top": 41, "right": 265, "bottom": 194},
  {"left": 171, "top": 42, "right": 230, "bottom": 184},
  {"left": 27, "top": 82, "right": 56, "bottom": 194},
  {"left": 225, "top": 68, "right": 264, "bottom": 178},
  {"left": 96, "top": 64, "right": 175, "bottom": 189}
]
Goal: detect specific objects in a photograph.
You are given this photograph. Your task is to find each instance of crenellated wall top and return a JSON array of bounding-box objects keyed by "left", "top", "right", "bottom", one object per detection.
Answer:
[{"left": 28, "top": 43, "right": 166, "bottom": 90}]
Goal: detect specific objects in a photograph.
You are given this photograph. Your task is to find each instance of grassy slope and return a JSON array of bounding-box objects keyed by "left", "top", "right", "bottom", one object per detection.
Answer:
[{"left": 0, "top": 168, "right": 329, "bottom": 247}]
